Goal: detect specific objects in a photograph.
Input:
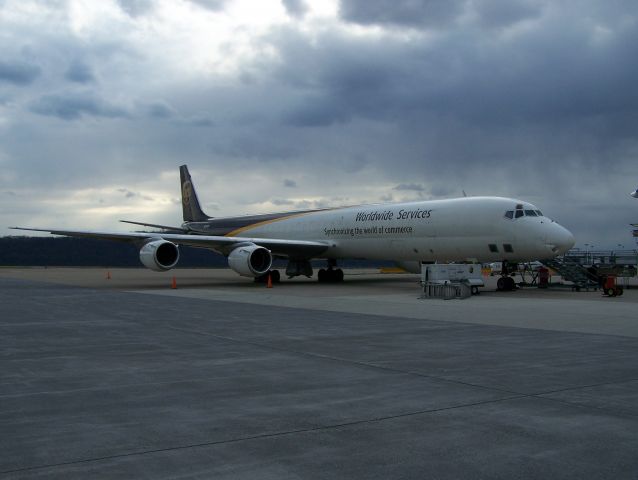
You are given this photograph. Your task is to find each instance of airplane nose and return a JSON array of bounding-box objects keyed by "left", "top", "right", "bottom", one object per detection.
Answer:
[{"left": 547, "top": 223, "right": 575, "bottom": 255}]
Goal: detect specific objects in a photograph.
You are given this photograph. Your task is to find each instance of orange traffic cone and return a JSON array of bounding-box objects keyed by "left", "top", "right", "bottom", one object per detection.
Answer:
[
  {"left": 171, "top": 276, "right": 177, "bottom": 289},
  {"left": 266, "top": 273, "right": 273, "bottom": 288},
  {"left": 106, "top": 271, "right": 111, "bottom": 280}
]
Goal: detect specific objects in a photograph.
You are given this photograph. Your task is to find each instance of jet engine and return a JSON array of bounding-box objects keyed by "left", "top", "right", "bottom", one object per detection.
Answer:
[
  {"left": 139, "top": 240, "right": 180, "bottom": 271},
  {"left": 227, "top": 243, "right": 272, "bottom": 277}
]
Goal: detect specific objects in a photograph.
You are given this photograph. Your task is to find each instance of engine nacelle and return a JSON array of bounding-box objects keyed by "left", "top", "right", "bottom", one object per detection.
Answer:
[
  {"left": 139, "top": 240, "right": 180, "bottom": 272},
  {"left": 227, "top": 243, "right": 272, "bottom": 277}
]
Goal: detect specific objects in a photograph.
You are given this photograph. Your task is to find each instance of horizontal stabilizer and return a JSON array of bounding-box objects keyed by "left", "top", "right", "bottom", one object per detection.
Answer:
[{"left": 119, "top": 220, "right": 186, "bottom": 232}]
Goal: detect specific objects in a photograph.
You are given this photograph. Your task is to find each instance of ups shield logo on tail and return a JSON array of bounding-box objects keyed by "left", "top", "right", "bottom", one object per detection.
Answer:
[{"left": 182, "top": 181, "right": 192, "bottom": 207}]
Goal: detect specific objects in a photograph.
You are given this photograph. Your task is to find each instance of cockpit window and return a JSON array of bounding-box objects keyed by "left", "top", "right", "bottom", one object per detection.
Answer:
[{"left": 507, "top": 205, "right": 542, "bottom": 219}]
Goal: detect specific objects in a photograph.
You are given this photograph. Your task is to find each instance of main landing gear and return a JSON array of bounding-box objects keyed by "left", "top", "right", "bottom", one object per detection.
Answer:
[{"left": 318, "top": 259, "right": 344, "bottom": 283}]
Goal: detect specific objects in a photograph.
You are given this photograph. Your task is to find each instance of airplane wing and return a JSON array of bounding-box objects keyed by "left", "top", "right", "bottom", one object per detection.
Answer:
[{"left": 11, "top": 227, "right": 331, "bottom": 258}]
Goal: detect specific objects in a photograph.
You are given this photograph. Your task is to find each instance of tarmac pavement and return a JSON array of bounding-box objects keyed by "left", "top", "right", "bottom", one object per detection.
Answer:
[{"left": 1, "top": 268, "right": 638, "bottom": 479}]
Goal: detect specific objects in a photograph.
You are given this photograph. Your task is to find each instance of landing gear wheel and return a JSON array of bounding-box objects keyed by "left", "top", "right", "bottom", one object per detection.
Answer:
[
  {"left": 318, "top": 269, "right": 327, "bottom": 283},
  {"left": 318, "top": 268, "right": 344, "bottom": 283},
  {"left": 497, "top": 276, "right": 516, "bottom": 291},
  {"left": 270, "top": 270, "right": 281, "bottom": 283}
]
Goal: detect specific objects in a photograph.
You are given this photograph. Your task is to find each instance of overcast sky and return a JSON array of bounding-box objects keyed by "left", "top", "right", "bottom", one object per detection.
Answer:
[{"left": 1, "top": 0, "right": 637, "bottom": 249}]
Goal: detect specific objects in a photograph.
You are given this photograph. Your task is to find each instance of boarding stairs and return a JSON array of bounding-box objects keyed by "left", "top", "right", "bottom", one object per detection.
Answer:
[{"left": 540, "top": 257, "right": 599, "bottom": 291}]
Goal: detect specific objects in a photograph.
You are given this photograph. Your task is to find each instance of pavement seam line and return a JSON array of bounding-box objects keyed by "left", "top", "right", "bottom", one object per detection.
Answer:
[
  {"left": 162, "top": 325, "right": 638, "bottom": 420},
  {"left": 0, "top": 393, "right": 526, "bottom": 475},
  {"left": 164, "top": 325, "right": 523, "bottom": 397}
]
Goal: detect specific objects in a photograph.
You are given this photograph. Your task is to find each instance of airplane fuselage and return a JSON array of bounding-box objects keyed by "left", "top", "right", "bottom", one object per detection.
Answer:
[{"left": 184, "top": 196, "right": 574, "bottom": 263}]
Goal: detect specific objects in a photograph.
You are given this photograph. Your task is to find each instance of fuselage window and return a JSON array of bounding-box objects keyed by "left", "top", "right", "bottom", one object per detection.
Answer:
[
  {"left": 524, "top": 210, "right": 537, "bottom": 216},
  {"left": 489, "top": 244, "right": 499, "bottom": 253},
  {"left": 503, "top": 244, "right": 514, "bottom": 253},
  {"left": 504, "top": 211, "right": 514, "bottom": 219},
  {"left": 515, "top": 210, "right": 524, "bottom": 218},
  {"left": 535, "top": 210, "right": 543, "bottom": 216}
]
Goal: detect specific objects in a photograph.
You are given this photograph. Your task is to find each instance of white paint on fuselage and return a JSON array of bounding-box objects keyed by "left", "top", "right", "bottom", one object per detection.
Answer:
[{"left": 231, "top": 197, "right": 575, "bottom": 263}]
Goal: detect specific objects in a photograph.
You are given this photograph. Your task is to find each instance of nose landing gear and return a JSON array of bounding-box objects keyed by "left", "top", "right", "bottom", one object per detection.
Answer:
[{"left": 497, "top": 260, "right": 517, "bottom": 291}]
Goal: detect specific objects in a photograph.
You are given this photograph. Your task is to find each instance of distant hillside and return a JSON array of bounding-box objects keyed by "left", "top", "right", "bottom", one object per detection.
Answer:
[
  {"left": 1, "top": 236, "right": 394, "bottom": 269},
  {"left": 0, "top": 236, "right": 226, "bottom": 267}
]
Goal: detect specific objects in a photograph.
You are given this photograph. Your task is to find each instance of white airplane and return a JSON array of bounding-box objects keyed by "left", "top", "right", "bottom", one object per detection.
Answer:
[
  {"left": 631, "top": 187, "right": 638, "bottom": 198},
  {"left": 14, "top": 165, "right": 575, "bottom": 288}
]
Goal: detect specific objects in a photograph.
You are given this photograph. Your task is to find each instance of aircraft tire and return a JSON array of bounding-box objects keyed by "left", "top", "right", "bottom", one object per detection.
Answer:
[
  {"left": 318, "top": 269, "right": 327, "bottom": 282},
  {"left": 271, "top": 270, "right": 281, "bottom": 283},
  {"left": 334, "top": 268, "right": 344, "bottom": 282},
  {"left": 497, "top": 276, "right": 515, "bottom": 291}
]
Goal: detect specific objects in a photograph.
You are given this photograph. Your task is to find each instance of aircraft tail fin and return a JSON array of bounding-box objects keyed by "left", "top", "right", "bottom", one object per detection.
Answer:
[{"left": 180, "top": 165, "right": 209, "bottom": 222}]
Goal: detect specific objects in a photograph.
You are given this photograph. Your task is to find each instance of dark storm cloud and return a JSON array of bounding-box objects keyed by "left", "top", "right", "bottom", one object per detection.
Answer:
[
  {"left": 283, "top": 97, "right": 350, "bottom": 126},
  {"left": 146, "top": 101, "right": 175, "bottom": 119},
  {"left": 271, "top": 14, "right": 638, "bottom": 154},
  {"left": 65, "top": 61, "right": 95, "bottom": 84},
  {"left": 282, "top": 0, "right": 308, "bottom": 18},
  {"left": 29, "top": 93, "right": 130, "bottom": 120},
  {"left": 183, "top": 115, "right": 214, "bottom": 127},
  {"left": 339, "top": 0, "right": 466, "bottom": 28},
  {"left": 0, "top": 60, "right": 41, "bottom": 86},
  {"left": 473, "top": 0, "right": 543, "bottom": 29}
]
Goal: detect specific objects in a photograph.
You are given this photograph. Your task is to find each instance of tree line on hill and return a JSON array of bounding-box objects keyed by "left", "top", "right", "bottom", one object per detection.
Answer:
[{"left": 0, "top": 236, "right": 227, "bottom": 267}]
